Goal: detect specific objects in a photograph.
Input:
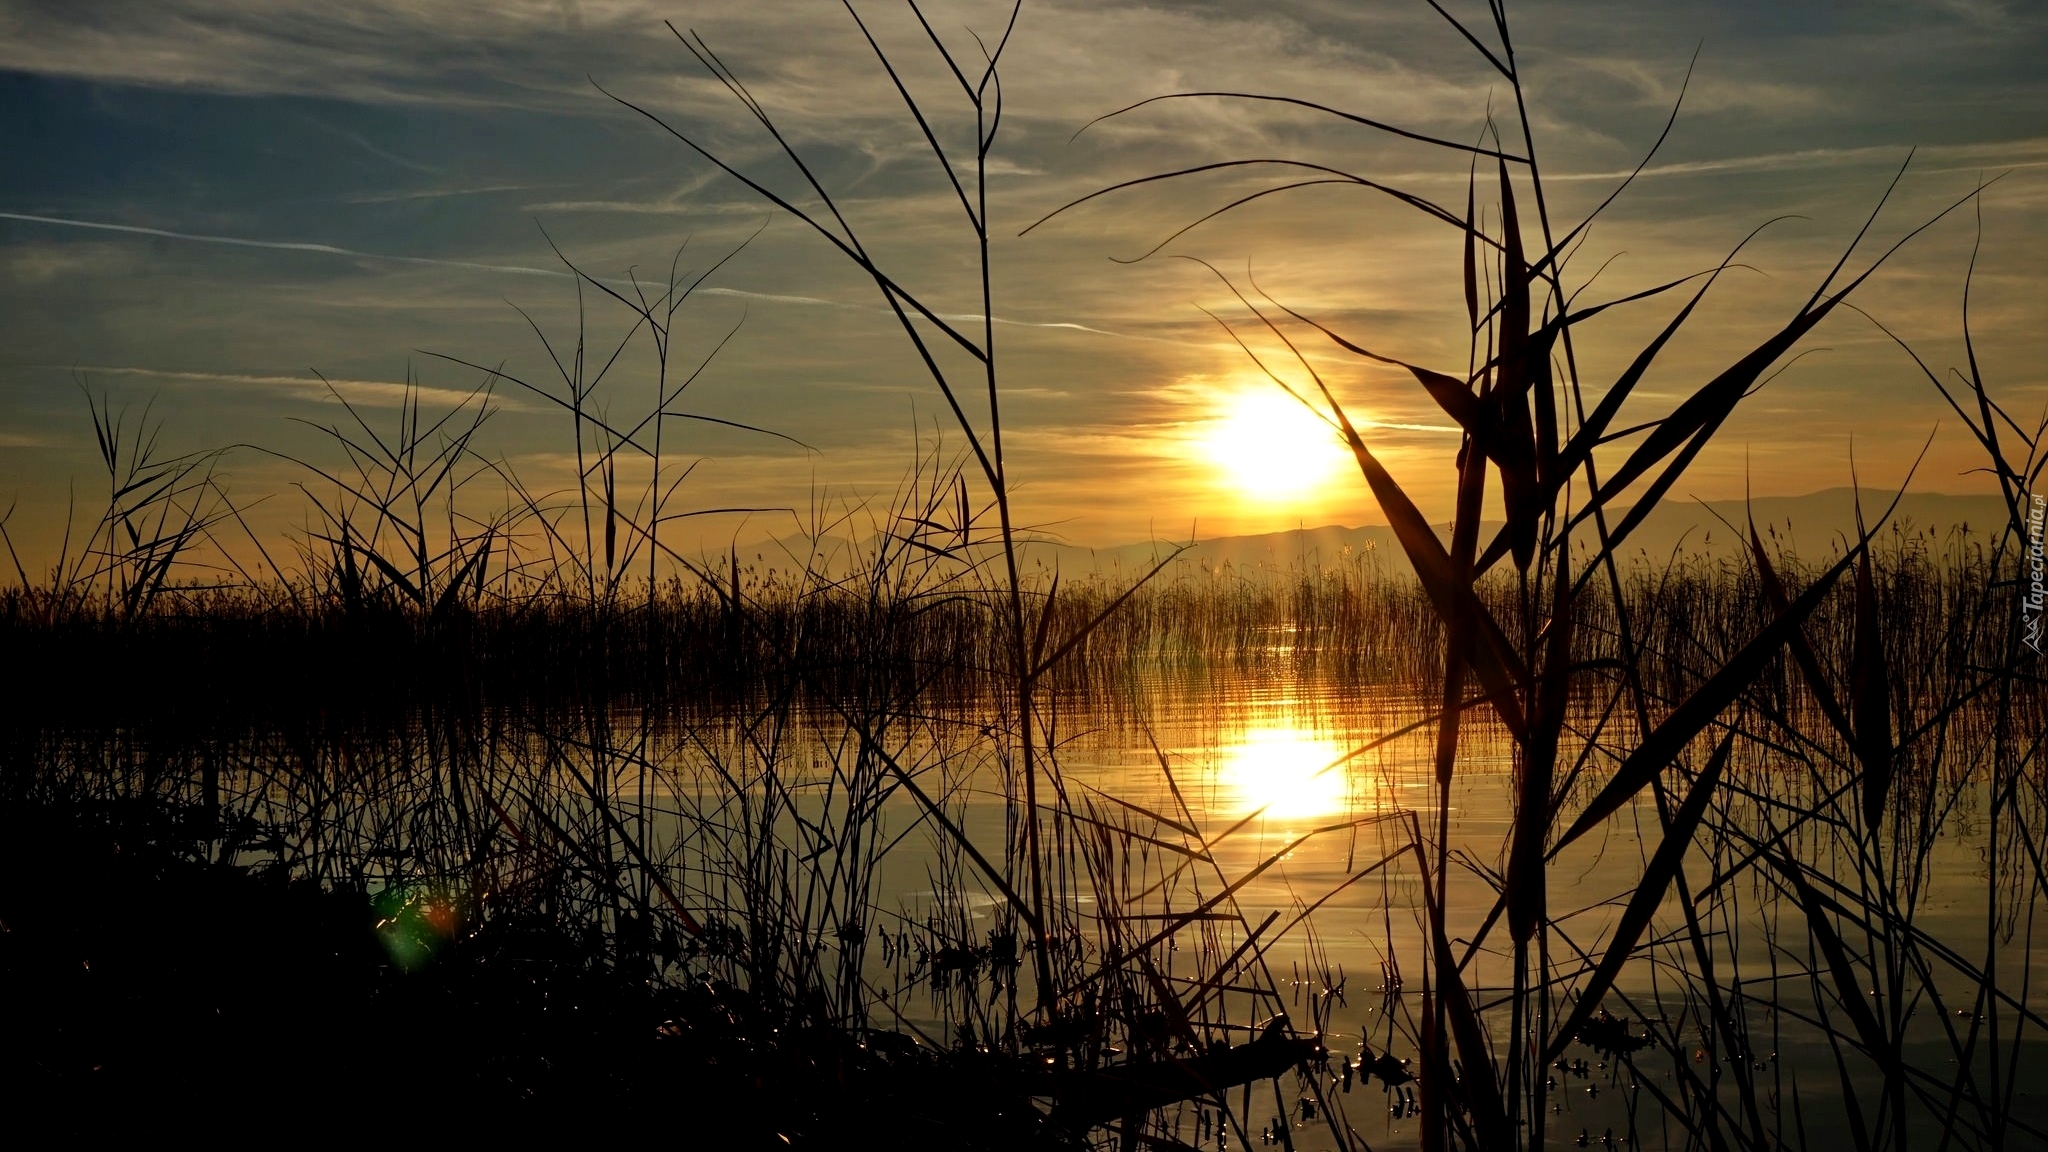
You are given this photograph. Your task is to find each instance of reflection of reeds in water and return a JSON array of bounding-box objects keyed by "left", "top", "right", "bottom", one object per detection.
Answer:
[{"left": 4, "top": 3, "right": 2048, "bottom": 1150}]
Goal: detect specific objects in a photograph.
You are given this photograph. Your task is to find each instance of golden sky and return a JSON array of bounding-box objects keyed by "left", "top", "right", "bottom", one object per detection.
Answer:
[{"left": 2, "top": 0, "right": 2044, "bottom": 565}]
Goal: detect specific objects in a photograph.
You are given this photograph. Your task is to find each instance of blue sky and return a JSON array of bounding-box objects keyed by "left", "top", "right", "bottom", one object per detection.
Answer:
[{"left": 2, "top": 0, "right": 2044, "bottom": 565}]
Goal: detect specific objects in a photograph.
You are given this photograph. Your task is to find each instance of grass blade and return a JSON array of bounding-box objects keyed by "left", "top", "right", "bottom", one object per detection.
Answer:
[{"left": 1335, "top": 421, "right": 1529, "bottom": 737}]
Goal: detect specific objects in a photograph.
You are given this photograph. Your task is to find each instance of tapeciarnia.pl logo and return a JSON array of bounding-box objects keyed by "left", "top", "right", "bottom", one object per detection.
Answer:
[{"left": 2026, "top": 492, "right": 2045, "bottom": 656}]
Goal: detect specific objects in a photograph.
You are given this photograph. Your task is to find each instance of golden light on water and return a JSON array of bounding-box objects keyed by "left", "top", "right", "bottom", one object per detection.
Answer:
[
  {"left": 1197, "top": 386, "right": 1352, "bottom": 503},
  {"left": 1216, "top": 725, "right": 1353, "bottom": 820}
]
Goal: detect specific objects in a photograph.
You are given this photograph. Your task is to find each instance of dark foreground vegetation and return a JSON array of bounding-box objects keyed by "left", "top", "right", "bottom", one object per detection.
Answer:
[
  {"left": 5, "top": 2, "right": 2048, "bottom": 1149},
  {"left": 3, "top": 524, "right": 2041, "bottom": 1147},
  {"left": 0, "top": 804, "right": 1068, "bottom": 1146}
]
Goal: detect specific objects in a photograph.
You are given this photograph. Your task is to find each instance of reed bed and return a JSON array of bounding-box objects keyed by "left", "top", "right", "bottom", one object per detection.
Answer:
[{"left": 8, "top": 519, "right": 2022, "bottom": 731}]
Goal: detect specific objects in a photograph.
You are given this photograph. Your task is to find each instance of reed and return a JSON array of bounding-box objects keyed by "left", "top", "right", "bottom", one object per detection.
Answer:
[{"left": 1021, "top": 2, "right": 2047, "bottom": 1148}]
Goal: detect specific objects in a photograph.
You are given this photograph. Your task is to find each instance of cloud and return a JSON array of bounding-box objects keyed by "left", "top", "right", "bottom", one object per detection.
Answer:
[
  {"left": 0, "top": 209, "right": 1149, "bottom": 340},
  {"left": 0, "top": 239, "right": 138, "bottom": 283},
  {"left": 0, "top": 2, "right": 1497, "bottom": 141},
  {"left": 340, "top": 184, "right": 541, "bottom": 204},
  {"left": 3, "top": 0, "right": 2045, "bottom": 553},
  {"left": 1546, "top": 137, "right": 2048, "bottom": 183},
  {"left": 520, "top": 199, "right": 704, "bottom": 215},
  {"left": 52, "top": 364, "right": 523, "bottom": 410},
  {"left": 0, "top": 210, "right": 567, "bottom": 279}
]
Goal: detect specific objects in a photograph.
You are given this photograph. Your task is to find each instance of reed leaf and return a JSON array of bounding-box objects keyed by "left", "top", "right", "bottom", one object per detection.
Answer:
[
  {"left": 1775, "top": 852, "right": 1889, "bottom": 1062},
  {"left": 1543, "top": 729, "right": 1732, "bottom": 1063},
  {"left": 1336, "top": 419, "right": 1529, "bottom": 737},
  {"left": 1553, "top": 544, "right": 1859, "bottom": 853},
  {"left": 1508, "top": 546, "right": 1572, "bottom": 943},
  {"left": 1463, "top": 165, "right": 1480, "bottom": 331},
  {"left": 1414, "top": 838, "right": 1512, "bottom": 1147},
  {"left": 1492, "top": 158, "right": 1541, "bottom": 570},
  {"left": 1750, "top": 520, "right": 1856, "bottom": 745},
  {"left": 1283, "top": 311, "right": 1480, "bottom": 433}
]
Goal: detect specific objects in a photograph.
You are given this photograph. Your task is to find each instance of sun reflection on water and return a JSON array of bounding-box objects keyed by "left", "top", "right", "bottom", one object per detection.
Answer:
[{"left": 1215, "top": 725, "right": 1354, "bottom": 820}]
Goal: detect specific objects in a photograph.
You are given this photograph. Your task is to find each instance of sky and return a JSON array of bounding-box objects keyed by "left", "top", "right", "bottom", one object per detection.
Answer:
[{"left": 2, "top": 0, "right": 2044, "bottom": 569}]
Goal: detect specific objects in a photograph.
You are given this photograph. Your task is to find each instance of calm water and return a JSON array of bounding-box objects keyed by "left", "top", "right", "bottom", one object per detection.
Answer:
[{"left": 801, "top": 665, "right": 2048, "bottom": 1150}]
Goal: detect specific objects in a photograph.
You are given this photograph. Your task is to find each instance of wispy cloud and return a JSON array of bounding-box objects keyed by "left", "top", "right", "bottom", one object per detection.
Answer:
[
  {"left": 0, "top": 211, "right": 566, "bottom": 279},
  {"left": 1548, "top": 138, "right": 2048, "bottom": 183},
  {"left": 340, "top": 184, "right": 540, "bottom": 204},
  {"left": 55, "top": 364, "right": 521, "bottom": 410},
  {"left": 0, "top": 210, "right": 1148, "bottom": 339},
  {"left": 520, "top": 199, "right": 702, "bottom": 215}
]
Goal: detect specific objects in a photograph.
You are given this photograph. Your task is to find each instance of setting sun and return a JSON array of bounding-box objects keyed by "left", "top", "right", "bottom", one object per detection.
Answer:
[
  {"left": 1198, "top": 386, "right": 1353, "bottom": 503},
  {"left": 1216, "top": 726, "right": 1354, "bottom": 820}
]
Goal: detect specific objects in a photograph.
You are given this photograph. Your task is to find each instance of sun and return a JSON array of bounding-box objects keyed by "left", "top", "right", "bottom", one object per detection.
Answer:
[
  {"left": 1216, "top": 726, "right": 1354, "bottom": 820},
  {"left": 1198, "top": 386, "right": 1353, "bottom": 502}
]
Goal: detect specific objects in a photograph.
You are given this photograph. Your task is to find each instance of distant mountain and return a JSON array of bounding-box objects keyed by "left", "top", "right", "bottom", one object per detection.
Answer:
[
  {"left": 1052, "top": 488, "right": 2016, "bottom": 580},
  {"left": 711, "top": 488, "right": 2015, "bottom": 582}
]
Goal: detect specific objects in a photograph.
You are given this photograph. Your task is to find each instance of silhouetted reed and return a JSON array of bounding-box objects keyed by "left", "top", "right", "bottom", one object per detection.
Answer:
[{"left": 1021, "top": 1, "right": 2046, "bottom": 1147}]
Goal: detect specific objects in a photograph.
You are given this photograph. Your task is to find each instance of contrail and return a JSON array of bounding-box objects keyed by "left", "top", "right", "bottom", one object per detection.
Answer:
[
  {"left": 0, "top": 210, "right": 1137, "bottom": 339},
  {"left": 0, "top": 210, "right": 564, "bottom": 278}
]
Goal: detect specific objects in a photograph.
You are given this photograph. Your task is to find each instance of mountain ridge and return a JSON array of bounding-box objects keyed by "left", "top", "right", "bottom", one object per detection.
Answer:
[
  {"left": 1059, "top": 487, "right": 2013, "bottom": 578},
  {"left": 710, "top": 487, "right": 2015, "bottom": 579}
]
